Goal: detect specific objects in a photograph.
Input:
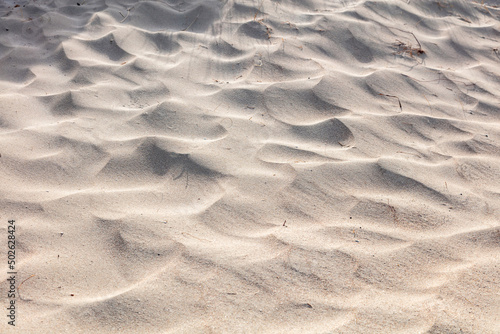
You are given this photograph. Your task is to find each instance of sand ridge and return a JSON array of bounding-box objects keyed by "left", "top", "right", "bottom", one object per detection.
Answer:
[{"left": 0, "top": 0, "right": 499, "bottom": 333}]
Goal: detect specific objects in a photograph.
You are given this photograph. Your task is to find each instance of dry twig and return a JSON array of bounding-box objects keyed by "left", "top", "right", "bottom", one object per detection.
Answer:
[
  {"left": 18, "top": 274, "right": 35, "bottom": 301},
  {"left": 119, "top": 6, "right": 133, "bottom": 23},
  {"left": 182, "top": 12, "right": 201, "bottom": 31},
  {"left": 379, "top": 93, "right": 403, "bottom": 112},
  {"left": 390, "top": 28, "right": 425, "bottom": 61}
]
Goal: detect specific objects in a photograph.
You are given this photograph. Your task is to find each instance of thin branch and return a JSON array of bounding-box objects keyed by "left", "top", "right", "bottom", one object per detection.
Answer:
[
  {"left": 17, "top": 274, "right": 35, "bottom": 301},
  {"left": 119, "top": 7, "right": 133, "bottom": 23},
  {"left": 379, "top": 93, "right": 403, "bottom": 112},
  {"left": 391, "top": 27, "right": 422, "bottom": 51},
  {"left": 182, "top": 12, "right": 201, "bottom": 32}
]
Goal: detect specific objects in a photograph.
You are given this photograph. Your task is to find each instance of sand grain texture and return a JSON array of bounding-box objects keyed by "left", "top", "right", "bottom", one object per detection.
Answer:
[{"left": 0, "top": 0, "right": 499, "bottom": 333}]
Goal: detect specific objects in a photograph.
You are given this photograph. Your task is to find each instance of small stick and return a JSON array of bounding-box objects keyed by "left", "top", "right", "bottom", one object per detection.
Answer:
[
  {"left": 182, "top": 12, "right": 201, "bottom": 31},
  {"left": 254, "top": 0, "right": 264, "bottom": 21},
  {"left": 409, "top": 32, "right": 422, "bottom": 50},
  {"left": 457, "top": 15, "right": 472, "bottom": 23},
  {"left": 181, "top": 232, "right": 210, "bottom": 242},
  {"left": 397, "top": 151, "right": 420, "bottom": 157},
  {"left": 119, "top": 7, "right": 133, "bottom": 23},
  {"left": 423, "top": 94, "right": 432, "bottom": 112},
  {"left": 391, "top": 27, "right": 423, "bottom": 52},
  {"left": 18, "top": 274, "right": 35, "bottom": 301},
  {"left": 213, "top": 102, "right": 223, "bottom": 113},
  {"left": 379, "top": 93, "right": 402, "bottom": 112},
  {"left": 173, "top": 166, "right": 189, "bottom": 189}
]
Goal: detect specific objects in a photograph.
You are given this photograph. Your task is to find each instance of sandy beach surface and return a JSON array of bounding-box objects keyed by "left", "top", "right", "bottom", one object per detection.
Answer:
[{"left": 0, "top": 0, "right": 499, "bottom": 333}]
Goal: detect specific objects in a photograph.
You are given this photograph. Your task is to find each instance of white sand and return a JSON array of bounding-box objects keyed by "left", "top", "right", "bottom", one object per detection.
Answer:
[{"left": 0, "top": 0, "right": 499, "bottom": 333}]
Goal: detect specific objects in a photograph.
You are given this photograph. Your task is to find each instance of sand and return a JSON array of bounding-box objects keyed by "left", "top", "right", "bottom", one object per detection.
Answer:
[{"left": 0, "top": 0, "right": 499, "bottom": 333}]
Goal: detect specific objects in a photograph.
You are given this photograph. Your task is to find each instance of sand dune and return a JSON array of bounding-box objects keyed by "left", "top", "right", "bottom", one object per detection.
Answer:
[{"left": 0, "top": 0, "right": 499, "bottom": 333}]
